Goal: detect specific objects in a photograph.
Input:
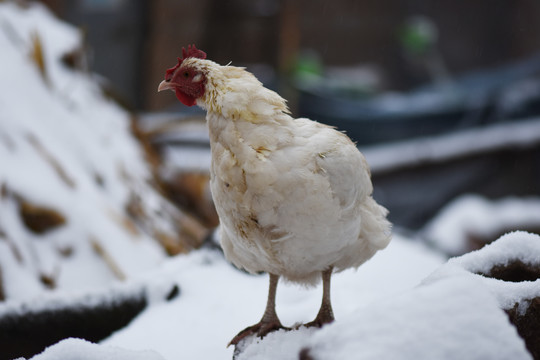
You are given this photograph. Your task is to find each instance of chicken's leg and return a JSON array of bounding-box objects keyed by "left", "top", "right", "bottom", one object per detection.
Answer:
[
  {"left": 305, "top": 267, "right": 335, "bottom": 327},
  {"left": 229, "top": 273, "right": 288, "bottom": 346}
]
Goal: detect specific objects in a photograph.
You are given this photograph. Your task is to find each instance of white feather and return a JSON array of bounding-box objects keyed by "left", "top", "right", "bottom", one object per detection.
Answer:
[{"left": 187, "top": 58, "right": 392, "bottom": 285}]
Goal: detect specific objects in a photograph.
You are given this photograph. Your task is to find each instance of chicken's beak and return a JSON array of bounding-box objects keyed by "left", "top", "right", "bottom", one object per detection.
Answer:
[{"left": 158, "top": 80, "right": 174, "bottom": 92}]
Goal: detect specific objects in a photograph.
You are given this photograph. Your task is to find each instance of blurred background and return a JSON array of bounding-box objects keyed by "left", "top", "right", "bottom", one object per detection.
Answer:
[
  {"left": 42, "top": 0, "right": 540, "bottom": 224},
  {"left": 11, "top": 0, "right": 540, "bottom": 243},
  {"left": 1, "top": 0, "right": 540, "bottom": 250},
  {"left": 42, "top": 0, "right": 540, "bottom": 111}
]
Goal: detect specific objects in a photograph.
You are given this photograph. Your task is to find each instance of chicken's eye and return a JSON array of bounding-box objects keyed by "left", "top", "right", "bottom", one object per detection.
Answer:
[{"left": 183, "top": 71, "right": 190, "bottom": 78}]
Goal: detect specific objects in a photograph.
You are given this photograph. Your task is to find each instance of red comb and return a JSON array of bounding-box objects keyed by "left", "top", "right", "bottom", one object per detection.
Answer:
[
  {"left": 165, "top": 45, "right": 207, "bottom": 80},
  {"left": 182, "top": 44, "right": 206, "bottom": 61}
]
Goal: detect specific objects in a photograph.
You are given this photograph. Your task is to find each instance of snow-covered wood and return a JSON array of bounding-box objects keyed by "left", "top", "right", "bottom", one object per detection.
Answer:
[
  {"left": 425, "top": 231, "right": 540, "bottom": 313},
  {"left": 300, "top": 276, "right": 531, "bottom": 360},
  {"left": 361, "top": 117, "right": 540, "bottom": 174},
  {"left": 26, "top": 338, "right": 166, "bottom": 360}
]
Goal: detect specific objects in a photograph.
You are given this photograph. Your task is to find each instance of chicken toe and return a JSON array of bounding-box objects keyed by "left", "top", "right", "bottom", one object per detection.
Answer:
[
  {"left": 229, "top": 318, "right": 289, "bottom": 346},
  {"left": 229, "top": 273, "right": 288, "bottom": 346}
]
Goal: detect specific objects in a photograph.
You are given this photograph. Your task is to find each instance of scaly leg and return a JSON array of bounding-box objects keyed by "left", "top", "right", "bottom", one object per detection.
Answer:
[
  {"left": 229, "top": 273, "right": 288, "bottom": 346},
  {"left": 305, "top": 267, "right": 335, "bottom": 327}
]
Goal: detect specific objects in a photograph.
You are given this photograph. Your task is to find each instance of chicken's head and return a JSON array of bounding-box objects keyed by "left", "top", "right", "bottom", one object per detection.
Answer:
[{"left": 158, "top": 45, "right": 207, "bottom": 106}]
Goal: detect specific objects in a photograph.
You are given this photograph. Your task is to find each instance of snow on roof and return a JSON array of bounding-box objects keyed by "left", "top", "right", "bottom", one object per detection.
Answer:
[{"left": 361, "top": 117, "right": 540, "bottom": 174}]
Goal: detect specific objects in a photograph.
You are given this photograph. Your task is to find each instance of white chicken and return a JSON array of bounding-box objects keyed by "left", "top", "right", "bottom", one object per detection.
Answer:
[{"left": 158, "top": 45, "right": 392, "bottom": 345}]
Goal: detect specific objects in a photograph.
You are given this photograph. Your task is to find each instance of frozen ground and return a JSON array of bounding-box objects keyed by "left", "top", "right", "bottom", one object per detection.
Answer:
[
  {"left": 18, "top": 232, "right": 539, "bottom": 360},
  {"left": 21, "top": 338, "right": 166, "bottom": 360},
  {"left": 100, "top": 234, "right": 444, "bottom": 359},
  {"left": 301, "top": 276, "right": 530, "bottom": 360},
  {"left": 11, "top": 234, "right": 445, "bottom": 360}
]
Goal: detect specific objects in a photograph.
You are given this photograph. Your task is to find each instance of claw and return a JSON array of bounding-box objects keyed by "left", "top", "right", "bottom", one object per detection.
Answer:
[
  {"left": 303, "top": 304, "right": 334, "bottom": 329},
  {"left": 303, "top": 316, "right": 334, "bottom": 329},
  {"left": 228, "top": 320, "right": 289, "bottom": 347}
]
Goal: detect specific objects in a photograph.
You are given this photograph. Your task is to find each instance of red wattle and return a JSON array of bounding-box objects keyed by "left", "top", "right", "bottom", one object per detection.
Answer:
[{"left": 175, "top": 89, "right": 196, "bottom": 107}]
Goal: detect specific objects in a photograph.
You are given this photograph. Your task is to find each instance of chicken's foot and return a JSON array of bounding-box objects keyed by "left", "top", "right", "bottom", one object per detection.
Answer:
[
  {"left": 304, "top": 267, "right": 335, "bottom": 328},
  {"left": 229, "top": 273, "right": 289, "bottom": 346}
]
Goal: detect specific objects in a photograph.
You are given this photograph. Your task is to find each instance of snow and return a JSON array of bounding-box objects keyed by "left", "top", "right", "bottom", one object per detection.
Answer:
[
  {"left": 24, "top": 338, "right": 165, "bottom": 360},
  {"left": 137, "top": 114, "right": 212, "bottom": 177},
  {"left": 448, "top": 231, "right": 540, "bottom": 276},
  {"left": 0, "top": 274, "right": 174, "bottom": 319},
  {"left": 234, "top": 327, "right": 316, "bottom": 360},
  {"left": 361, "top": 117, "right": 540, "bottom": 173},
  {"left": 0, "top": 1, "right": 186, "bottom": 301},
  {"left": 162, "top": 146, "right": 212, "bottom": 174},
  {"left": 425, "top": 231, "right": 540, "bottom": 313},
  {"left": 304, "top": 276, "right": 531, "bottom": 360},
  {"left": 422, "top": 194, "right": 540, "bottom": 255},
  {"left": 12, "top": 232, "right": 537, "bottom": 360},
  {"left": 233, "top": 235, "right": 539, "bottom": 360},
  {"left": 101, "top": 235, "right": 443, "bottom": 359}
]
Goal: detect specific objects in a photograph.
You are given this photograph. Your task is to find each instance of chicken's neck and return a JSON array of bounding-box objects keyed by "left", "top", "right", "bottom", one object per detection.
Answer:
[
  {"left": 205, "top": 94, "right": 292, "bottom": 153},
  {"left": 206, "top": 111, "right": 294, "bottom": 155},
  {"left": 199, "top": 64, "right": 297, "bottom": 163}
]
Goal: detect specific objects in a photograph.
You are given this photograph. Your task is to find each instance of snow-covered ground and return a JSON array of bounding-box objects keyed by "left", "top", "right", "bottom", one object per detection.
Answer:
[
  {"left": 10, "top": 234, "right": 443, "bottom": 360},
  {"left": 22, "top": 338, "right": 166, "bottom": 360},
  {"left": 19, "top": 231, "right": 539, "bottom": 360},
  {"left": 302, "top": 275, "right": 530, "bottom": 360},
  {"left": 100, "top": 234, "right": 444, "bottom": 359}
]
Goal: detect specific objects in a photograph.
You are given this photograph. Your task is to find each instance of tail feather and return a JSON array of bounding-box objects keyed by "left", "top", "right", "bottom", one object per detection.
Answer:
[{"left": 362, "top": 197, "right": 392, "bottom": 251}]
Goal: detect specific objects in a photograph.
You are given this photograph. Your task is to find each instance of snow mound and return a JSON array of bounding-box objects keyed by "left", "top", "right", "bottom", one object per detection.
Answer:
[
  {"left": 0, "top": 276, "right": 178, "bottom": 360},
  {"left": 234, "top": 327, "right": 316, "bottom": 360},
  {"left": 102, "top": 235, "right": 443, "bottom": 359},
  {"left": 422, "top": 194, "right": 540, "bottom": 255},
  {"left": 422, "top": 231, "right": 540, "bottom": 359},
  {"left": 22, "top": 338, "right": 166, "bottom": 360},
  {"left": 302, "top": 276, "right": 531, "bottom": 360},
  {"left": 235, "top": 232, "right": 539, "bottom": 359},
  {"left": 425, "top": 231, "right": 540, "bottom": 312},
  {"left": 0, "top": 1, "right": 188, "bottom": 301}
]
